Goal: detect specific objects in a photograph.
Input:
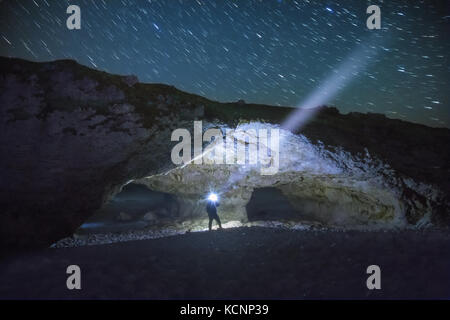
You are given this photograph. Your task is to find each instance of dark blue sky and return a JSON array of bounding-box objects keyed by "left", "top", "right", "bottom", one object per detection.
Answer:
[{"left": 1, "top": 0, "right": 449, "bottom": 127}]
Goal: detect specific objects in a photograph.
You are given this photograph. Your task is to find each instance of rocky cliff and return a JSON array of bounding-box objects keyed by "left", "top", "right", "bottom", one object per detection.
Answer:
[{"left": 1, "top": 57, "right": 449, "bottom": 249}]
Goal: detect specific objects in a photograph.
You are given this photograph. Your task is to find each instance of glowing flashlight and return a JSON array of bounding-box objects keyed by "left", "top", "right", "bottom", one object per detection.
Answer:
[{"left": 208, "top": 193, "right": 218, "bottom": 202}]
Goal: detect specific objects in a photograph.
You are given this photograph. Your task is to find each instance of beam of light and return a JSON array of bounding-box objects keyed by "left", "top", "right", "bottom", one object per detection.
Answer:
[
  {"left": 281, "top": 36, "right": 383, "bottom": 133},
  {"left": 214, "top": 37, "right": 385, "bottom": 198},
  {"left": 180, "top": 146, "right": 214, "bottom": 169},
  {"left": 185, "top": 37, "right": 385, "bottom": 204}
]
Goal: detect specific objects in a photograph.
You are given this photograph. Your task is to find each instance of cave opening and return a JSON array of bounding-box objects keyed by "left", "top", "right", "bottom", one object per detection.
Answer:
[
  {"left": 77, "top": 183, "right": 180, "bottom": 234},
  {"left": 246, "top": 187, "right": 311, "bottom": 222}
]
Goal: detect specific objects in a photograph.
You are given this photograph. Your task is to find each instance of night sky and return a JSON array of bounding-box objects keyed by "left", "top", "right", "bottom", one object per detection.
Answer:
[{"left": 1, "top": 0, "right": 449, "bottom": 128}]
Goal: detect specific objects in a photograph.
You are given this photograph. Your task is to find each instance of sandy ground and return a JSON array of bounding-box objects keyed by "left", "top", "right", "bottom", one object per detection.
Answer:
[{"left": 0, "top": 227, "right": 449, "bottom": 299}]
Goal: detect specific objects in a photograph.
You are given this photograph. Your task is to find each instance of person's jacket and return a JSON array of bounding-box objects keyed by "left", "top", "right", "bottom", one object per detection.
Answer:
[{"left": 206, "top": 201, "right": 219, "bottom": 216}]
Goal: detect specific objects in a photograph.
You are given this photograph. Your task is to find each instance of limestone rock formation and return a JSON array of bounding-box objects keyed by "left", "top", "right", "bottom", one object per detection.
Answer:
[
  {"left": 135, "top": 122, "right": 447, "bottom": 229},
  {"left": 0, "top": 57, "right": 203, "bottom": 248},
  {"left": 0, "top": 57, "right": 449, "bottom": 249}
]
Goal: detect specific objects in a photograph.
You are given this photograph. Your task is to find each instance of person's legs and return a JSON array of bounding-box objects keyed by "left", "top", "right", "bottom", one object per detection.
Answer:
[
  {"left": 208, "top": 217, "right": 213, "bottom": 231},
  {"left": 214, "top": 215, "right": 222, "bottom": 229}
]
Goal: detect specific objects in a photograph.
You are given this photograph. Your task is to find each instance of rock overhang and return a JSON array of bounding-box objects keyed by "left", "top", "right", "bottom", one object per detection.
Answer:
[
  {"left": 0, "top": 57, "right": 449, "bottom": 250},
  {"left": 135, "top": 121, "right": 438, "bottom": 229}
]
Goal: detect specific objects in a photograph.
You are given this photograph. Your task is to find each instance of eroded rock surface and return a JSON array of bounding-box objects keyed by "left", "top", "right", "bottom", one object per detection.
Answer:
[
  {"left": 0, "top": 57, "right": 203, "bottom": 248},
  {"left": 1, "top": 57, "right": 449, "bottom": 249},
  {"left": 135, "top": 122, "right": 448, "bottom": 230}
]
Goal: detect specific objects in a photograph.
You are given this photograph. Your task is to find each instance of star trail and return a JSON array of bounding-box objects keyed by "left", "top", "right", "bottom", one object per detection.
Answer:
[{"left": 0, "top": 0, "right": 448, "bottom": 127}]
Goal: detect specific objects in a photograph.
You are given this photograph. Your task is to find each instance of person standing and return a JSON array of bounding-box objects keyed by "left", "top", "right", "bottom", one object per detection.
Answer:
[{"left": 206, "top": 197, "right": 222, "bottom": 231}]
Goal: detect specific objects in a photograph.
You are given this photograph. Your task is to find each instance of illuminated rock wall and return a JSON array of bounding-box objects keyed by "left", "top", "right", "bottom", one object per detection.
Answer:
[
  {"left": 1, "top": 57, "right": 448, "bottom": 249},
  {"left": 136, "top": 123, "right": 442, "bottom": 229}
]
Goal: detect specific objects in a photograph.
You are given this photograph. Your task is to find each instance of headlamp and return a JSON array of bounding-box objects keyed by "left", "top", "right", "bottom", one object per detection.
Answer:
[{"left": 208, "top": 193, "right": 218, "bottom": 202}]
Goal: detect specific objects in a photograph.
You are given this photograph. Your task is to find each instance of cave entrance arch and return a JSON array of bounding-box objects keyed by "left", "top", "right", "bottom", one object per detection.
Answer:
[
  {"left": 246, "top": 187, "right": 308, "bottom": 222},
  {"left": 78, "top": 183, "right": 180, "bottom": 234}
]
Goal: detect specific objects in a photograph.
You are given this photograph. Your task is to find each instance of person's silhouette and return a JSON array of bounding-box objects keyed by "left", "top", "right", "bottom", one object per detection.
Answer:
[{"left": 206, "top": 200, "right": 222, "bottom": 231}]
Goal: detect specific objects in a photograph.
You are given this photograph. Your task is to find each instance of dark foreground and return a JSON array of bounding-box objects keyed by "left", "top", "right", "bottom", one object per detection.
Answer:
[{"left": 0, "top": 227, "right": 449, "bottom": 299}]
